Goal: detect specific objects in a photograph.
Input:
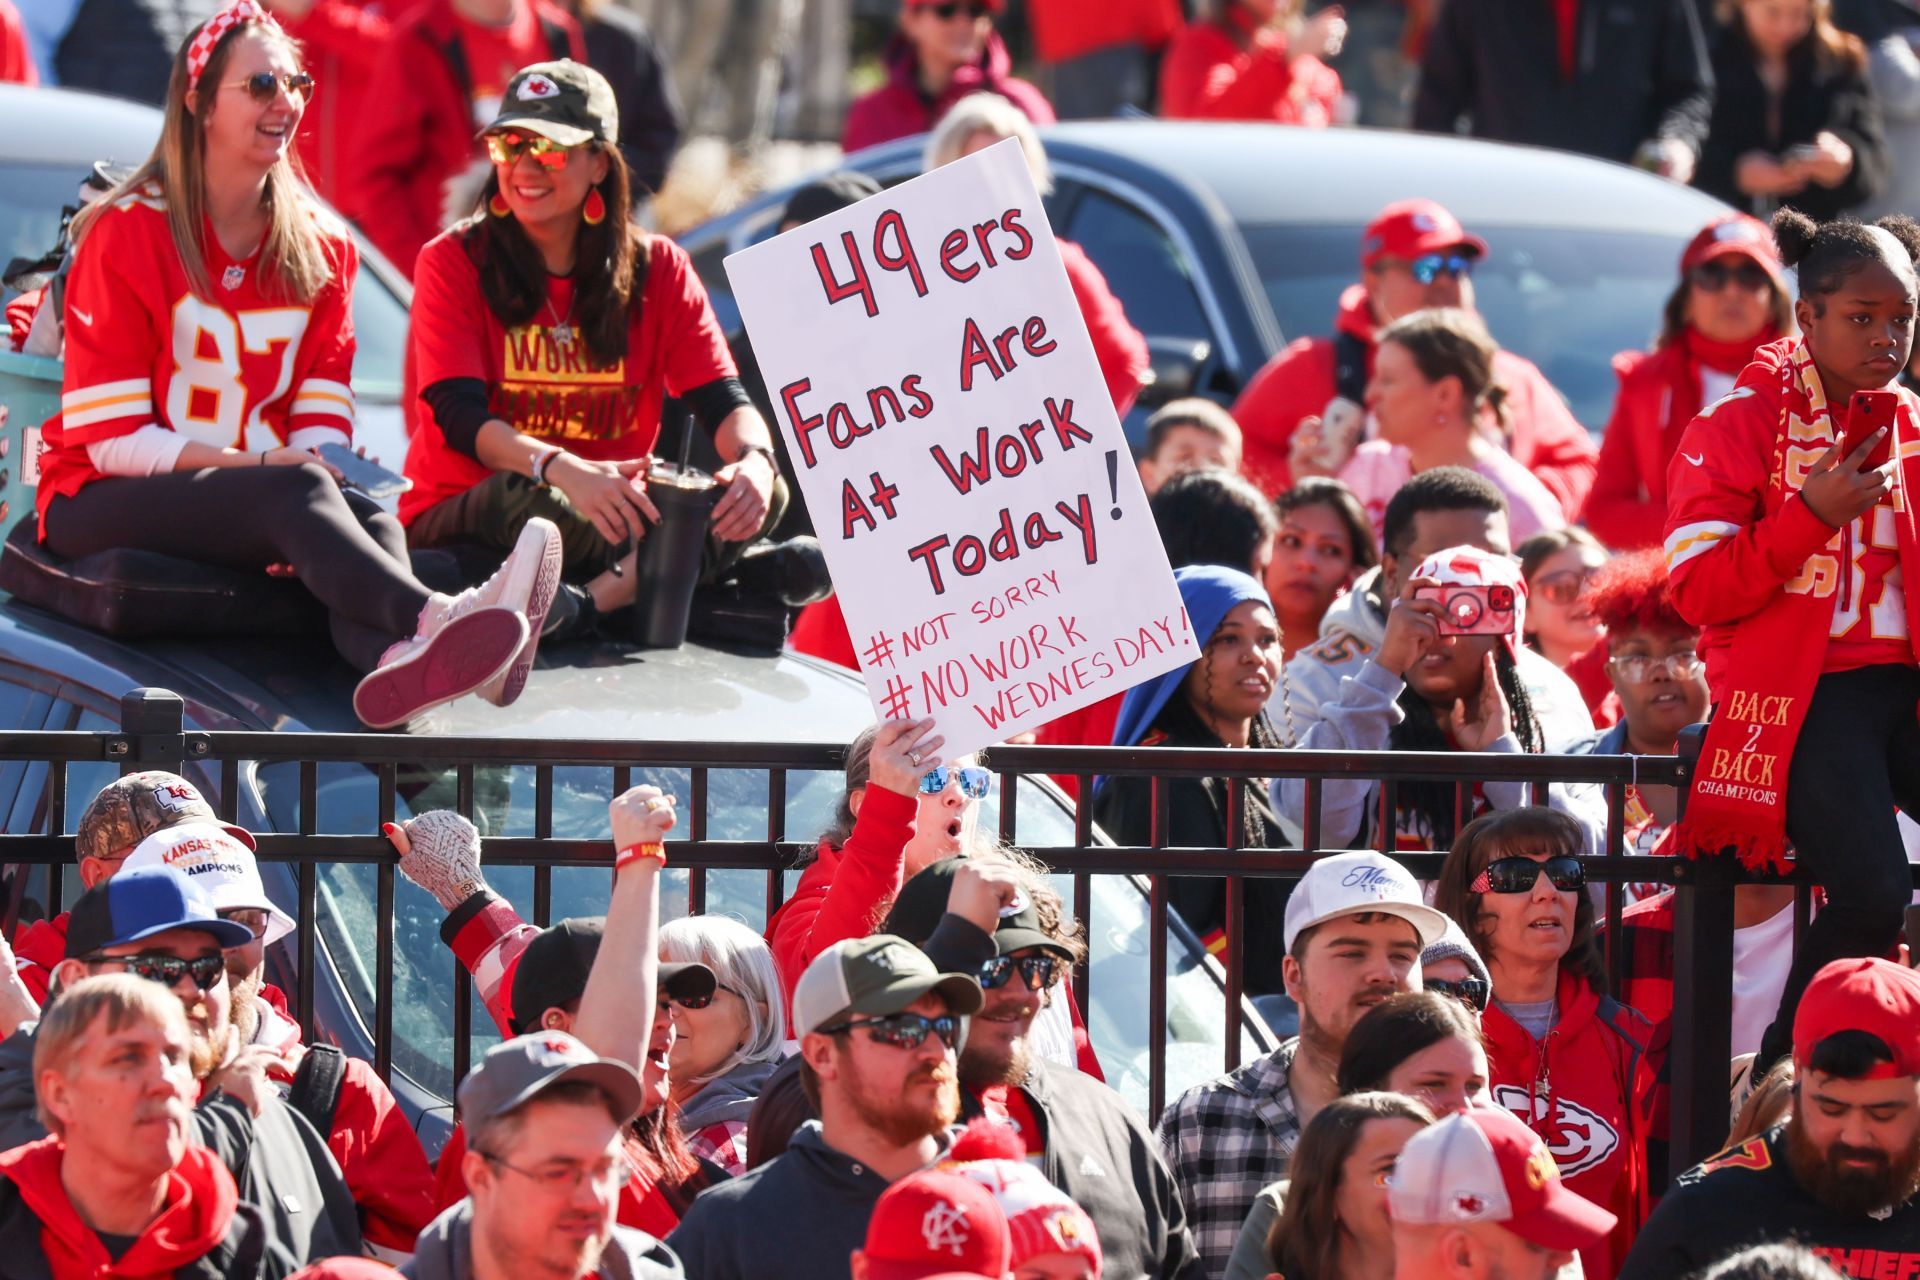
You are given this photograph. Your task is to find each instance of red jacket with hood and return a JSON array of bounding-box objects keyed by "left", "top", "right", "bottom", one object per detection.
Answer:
[
  {"left": 1159, "top": 15, "right": 1342, "bottom": 123},
  {"left": 841, "top": 32, "right": 1055, "bottom": 154},
  {"left": 1230, "top": 285, "right": 1599, "bottom": 512},
  {"left": 0, "top": 1138, "right": 265, "bottom": 1280},
  {"left": 1481, "top": 967, "right": 1656, "bottom": 1280}
]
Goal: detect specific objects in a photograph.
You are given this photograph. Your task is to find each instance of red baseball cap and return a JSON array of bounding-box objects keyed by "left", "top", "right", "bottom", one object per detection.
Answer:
[
  {"left": 1361, "top": 199, "right": 1488, "bottom": 269},
  {"left": 1793, "top": 957, "right": 1920, "bottom": 1078},
  {"left": 861, "top": 1169, "right": 1013, "bottom": 1280},
  {"left": 1680, "top": 214, "right": 1786, "bottom": 289},
  {"left": 1388, "top": 1107, "right": 1618, "bottom": 1252}
]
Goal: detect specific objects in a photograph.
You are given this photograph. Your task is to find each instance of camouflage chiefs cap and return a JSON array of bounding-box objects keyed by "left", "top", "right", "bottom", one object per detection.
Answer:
[
  {"left": 483, "top": 59, "right": 618, "bottom": 147},
  {"left": 75, "top": 772, "right": 256, "bottom": 864}
]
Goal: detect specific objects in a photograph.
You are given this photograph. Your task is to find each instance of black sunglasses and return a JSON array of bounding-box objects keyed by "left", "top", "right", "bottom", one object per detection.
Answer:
[
  {"left": 661, "top": 986, "right": 714, "bottom": 1011},
  {"left": 1692, "top": 260, "right": 1771, "bottom": 293},
  {"left": 1426, "top": 976, "right": 1491, "bottom": 1011},
  {"left": 86, "top": 952, "right": 226, "bottom": 991},
  {"left": 1471, "top": 855, "right": 1585, "bottom": 895},
  {"left": 820, "top": 1012, "right": 965, "bottom": 1050},
  {"left": 227, "top": 71, "right": 314, "bottom": 103},
  {"left": 918, "top": 0, "right": 992, "bottom": 17},
  {"left": 979, "top": 954, "right": 1060, "bottom": 991}
]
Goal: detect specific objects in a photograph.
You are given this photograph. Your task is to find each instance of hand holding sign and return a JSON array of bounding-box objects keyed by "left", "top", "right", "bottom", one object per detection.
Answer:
[{"left": 726, "top": 141, "right": 1190, "bottom": 758}]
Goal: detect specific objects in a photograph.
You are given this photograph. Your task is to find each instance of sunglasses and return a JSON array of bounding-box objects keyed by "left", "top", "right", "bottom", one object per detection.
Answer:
[
  {"left": 1533, "top": 566, "right": 1601, "bottom": 606},
  {"left": 485, "top": 130, "right": 570, "bottom": 171},
  {"left": 219, "top": 908, "right": 270, "bottom": 940},
  {"left": 1469, "top": 855, "right": 1585, "bottom": 895},
  {"left": 918, "top": 766, "right": 993, "bottom": 798},
  {"left": 1692, "top": 260, "right": 1772, "bottom": 293},
  {"left": 1426, "top": 976, "right": 1491, "bottom": 1011},
  {"left": 86, "top": 952, "right": 227, "bottom": 991},
  {"left": 820, "top": 1011, "right": 965, "bottom": 1051},
  {"left": 226, "top": 71, "right": 314, "bottom": 103},
  {"left": 1606, "top": 651, "right": 1704, "bottom": 683},
  {"left": 979, "top": 954, "right": 1060, "bottom": 991},
  {"left": 1408, "top": 252, "right": 1477, "bottom": 286},
  {"left": 915, "top": 0, "right": 992, "bottom": 17}
]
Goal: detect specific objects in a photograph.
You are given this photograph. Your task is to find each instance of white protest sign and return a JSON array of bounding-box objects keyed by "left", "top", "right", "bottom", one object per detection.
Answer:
[{"left": 725, "top": 140, "right": 1193, "bottom": 759}]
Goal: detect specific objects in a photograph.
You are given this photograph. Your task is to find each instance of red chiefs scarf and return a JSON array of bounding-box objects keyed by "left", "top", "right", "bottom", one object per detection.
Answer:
[{"left": 1676, "top": 340, "right": 1920, "bottom": 870}]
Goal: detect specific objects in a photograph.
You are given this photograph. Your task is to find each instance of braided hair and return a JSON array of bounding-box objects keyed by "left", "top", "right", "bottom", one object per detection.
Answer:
[{"left": 1386, "top": 645, "right": 1542, "bottom": 844}]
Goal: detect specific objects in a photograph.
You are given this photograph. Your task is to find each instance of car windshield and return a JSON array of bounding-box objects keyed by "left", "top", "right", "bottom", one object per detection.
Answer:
[
  {"left": 0, "top": 161, "right": 408, "bottom": 393},
  {"left": 254, "top": 760, "right": 1263, "bottom": 1115},
  {"left": 1244, "top": 223, "right": 1683, "bottom": 430}
]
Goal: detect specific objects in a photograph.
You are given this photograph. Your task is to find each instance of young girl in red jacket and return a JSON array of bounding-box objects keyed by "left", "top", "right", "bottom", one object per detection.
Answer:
[
  {"left": 1663, "top": 208, "right": 1920, "bottom": 1074},
  {"left": 1434, "top": 807, "right": 1657, "bottom": 1280},
  {"left": 1585, "top": 214, "right": 1794, "bottom": 549}
]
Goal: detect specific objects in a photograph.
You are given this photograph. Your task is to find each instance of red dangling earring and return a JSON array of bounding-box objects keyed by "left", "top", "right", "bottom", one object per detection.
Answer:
[
  {"left": 488, "top": 191, "right": 512, "bottom": 219},
  {"left": 582, "top": 187, "right": 606, "bottom": 227}
]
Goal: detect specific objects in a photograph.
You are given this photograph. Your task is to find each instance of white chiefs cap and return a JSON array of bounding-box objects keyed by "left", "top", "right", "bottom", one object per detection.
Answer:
[
  {"left": 121, "top": 821, "right": 295, "bottom": 945},
  {"left": 1388, "top": 1107, "right": 1617, "bottom": 1252},
  {"left": 1283, "top": 851, "right": 1448, "bottom": 953}
]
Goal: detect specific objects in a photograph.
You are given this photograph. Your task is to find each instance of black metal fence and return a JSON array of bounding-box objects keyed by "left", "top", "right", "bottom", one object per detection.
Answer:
[{"left": 0, "top": 687, "right": 1869, "bottom": 1175}]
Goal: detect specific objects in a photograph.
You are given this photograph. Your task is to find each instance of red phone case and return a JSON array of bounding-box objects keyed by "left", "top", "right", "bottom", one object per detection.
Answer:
[{"left": 1847, "top": 390, "right": 1898, "bottom": 471}]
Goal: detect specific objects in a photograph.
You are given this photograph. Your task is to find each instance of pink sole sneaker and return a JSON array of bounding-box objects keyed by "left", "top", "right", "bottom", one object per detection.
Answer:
[
  {"left": 481, "top": 517, "right": 564, "bottom": 707},
  {"left": 353, "top": 607, "right": 528, "bottom": 729}
]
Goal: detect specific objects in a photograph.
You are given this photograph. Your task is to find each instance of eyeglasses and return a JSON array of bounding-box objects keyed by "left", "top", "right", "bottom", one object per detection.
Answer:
[
  {"left": 820, "top": 1012, "right": 965, "bottom": 1051},
  {"left": 485, "top": 130, "right": 570, "bottom": 171},
  {"left": 226, "top": 71, "right": 314, "bottom": 103},
  {"left": 475, "top": 1149, "right": 632, "bottom": 1195},
  {"left": 1408, "top": 253, "right": 1477, "bottom": 286},
  {"left": 918, "top": 766, "right": 993, "bottom": 798},
  {"left": 219, "top": 908, "right": 270, "bottom": 940},
  {"left": 1426, "top": 976, "right": 1491, "bottom": 1011},
  {"left": 914, "top": 0, "right": 992, "bottom": 18},
  {"left": 979, "top": 954, "right": 1060, "bottom": 991},
  {"left": 1532, "top": 566, "right": 1601, "bottom": 606},
  {"left": 1692, "top": 260, "right": 1772, "bottom": 293},
  {"left": 85, "top": 952, "right": 227, "bottom": 991},
  {"left": 1469, "top": 855, "right": 1585, "bottom": 895},
  {"left": 1607, "top": 651, "right": 1704, "bottom": 683}
]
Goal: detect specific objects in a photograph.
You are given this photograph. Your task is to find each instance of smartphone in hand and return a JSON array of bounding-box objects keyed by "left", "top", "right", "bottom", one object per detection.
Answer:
[
  {"left": 316, "top": 441, "right": 412, "bottom": 498},
  {"left": 1846, "top": 389, "right": 1898, "bottom": 472}
]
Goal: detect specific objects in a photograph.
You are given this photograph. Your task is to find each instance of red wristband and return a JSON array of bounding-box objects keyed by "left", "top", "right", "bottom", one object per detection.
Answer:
[{"left": 615, "top": 842, "right": 667, "bottom": 870}]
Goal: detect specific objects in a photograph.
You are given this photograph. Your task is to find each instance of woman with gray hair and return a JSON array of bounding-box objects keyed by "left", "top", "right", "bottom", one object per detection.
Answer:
[
  {"left": 659, "top": 915, "right": 786, "bottom": 1177},
  {"left": 922, "top": 91, "right": 1149, "bottom": 417}
]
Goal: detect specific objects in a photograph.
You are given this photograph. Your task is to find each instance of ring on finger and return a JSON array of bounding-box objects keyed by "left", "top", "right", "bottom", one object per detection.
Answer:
[{"left": 907, "top": 750, "right": 922, "bottom": 767}]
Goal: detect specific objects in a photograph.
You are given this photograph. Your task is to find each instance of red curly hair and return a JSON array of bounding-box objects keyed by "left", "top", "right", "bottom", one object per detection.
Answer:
[{"left": 1587, "top": 548, "right": 1693, "bottom": 641}]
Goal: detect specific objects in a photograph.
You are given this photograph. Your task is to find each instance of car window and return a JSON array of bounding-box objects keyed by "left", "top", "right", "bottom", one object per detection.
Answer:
[
  {"left": 1243, "top": 223, "right": 1685, "bottom": 430},
  {"left": 0, "top": 676, "right": 48, "bottom": 844},
  {"left": 1062, "top": 188, "right": 1209, "bottom": 347}
]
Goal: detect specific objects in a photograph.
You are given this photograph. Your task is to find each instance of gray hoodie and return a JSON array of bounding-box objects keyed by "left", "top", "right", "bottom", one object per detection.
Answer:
[
  {"left": 403, "top": 1199, "right": 683, "bottom": 1280},
  {"left": 677, "top": 1057, "right": 779, "bottom": 1136}
]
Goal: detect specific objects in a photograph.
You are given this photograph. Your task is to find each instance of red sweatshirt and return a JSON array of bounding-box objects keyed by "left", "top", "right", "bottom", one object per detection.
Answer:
[
  {"left": 0, "top": 0, "right": 33, "bottom": 86},
  {"left": 279, "top": 0, "right": 393, "bottom": 212},
  {"left": 1027, "top": 0, "right": 1181, "bottom": 63},
  {"left": 1482, "top": 968, "right": 1656, "bottom": 1280},
  {"left": 1231, "top": 284, "right": 1599, "bottom": 512},
  {"left": 0, "top": 1139, "right": 244, "bottom": 1280},
  {"left": 1663, "top": 338, "right": 1919, "bottom": 701},
  {"left": 841, "top": 32, "right": 1055, "bottom": 154},
  {"left": 1158, "top": 15, "right": 1342, "bottom": 124}
]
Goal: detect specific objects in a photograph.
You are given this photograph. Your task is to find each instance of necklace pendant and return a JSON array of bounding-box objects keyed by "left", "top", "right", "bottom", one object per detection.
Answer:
[
  {"left": 551, "top": 322, "right": 575, "bottom": 347},
  {"left": 221, "top": 264, "right": 245, "bottom": 291}
]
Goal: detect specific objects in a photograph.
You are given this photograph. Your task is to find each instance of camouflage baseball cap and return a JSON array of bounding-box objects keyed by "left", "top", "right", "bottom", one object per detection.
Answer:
[
  {"left": 483, "top": 60, "right": 618, "bottom": 147},
  {"left": 75, "top": 772, "right": 256, "bottom": 864}
]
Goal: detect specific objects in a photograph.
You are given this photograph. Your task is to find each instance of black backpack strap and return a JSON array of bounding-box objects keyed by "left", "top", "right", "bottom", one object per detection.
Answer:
[
  {"left": 287, "top": 1043, "right": 348, "bottom": 1139},
  {"left": 1332, "top": 329, "right": 1370, "bottom": 405},
  {"left": 438, "top": 31, "right": 474, "bottom": 110}
]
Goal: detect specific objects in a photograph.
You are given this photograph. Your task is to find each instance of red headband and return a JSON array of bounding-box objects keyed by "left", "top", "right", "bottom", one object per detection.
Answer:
[{"left": 185, "top": 0, "right": 282, "bottom": 89}]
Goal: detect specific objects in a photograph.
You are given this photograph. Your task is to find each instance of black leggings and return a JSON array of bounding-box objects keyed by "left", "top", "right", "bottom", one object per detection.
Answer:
[
  {"left": 1757, "top": 663, "right": 1920, "bottom": 1067},
  {"left": 42, "top": 465, "right": 433, "bottom": 671}
]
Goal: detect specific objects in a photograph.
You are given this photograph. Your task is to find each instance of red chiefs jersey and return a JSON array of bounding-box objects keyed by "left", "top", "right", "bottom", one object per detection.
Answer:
[
  {"left": 401, "top": 226, "right": 736, "bottom": 525},
  {"left": 1664, "top": 339, "right": 1919, "bottom": 700},
  {"left": 34, "top": 186, "right": 358, "bottom": 534}
]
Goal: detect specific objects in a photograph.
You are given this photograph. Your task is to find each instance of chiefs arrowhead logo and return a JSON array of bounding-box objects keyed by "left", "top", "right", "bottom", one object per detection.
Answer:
[
  {"left": 518, "top": 74, "right": 559, "bottom": 101},
  {"left": 1492, "top": 1086, "right": 1621, "bottom": 1179}
]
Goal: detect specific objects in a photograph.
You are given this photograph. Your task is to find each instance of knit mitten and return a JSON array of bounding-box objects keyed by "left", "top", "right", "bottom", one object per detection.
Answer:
[{"left": 396, "top": 810, "right": 489, "bottom": 912}]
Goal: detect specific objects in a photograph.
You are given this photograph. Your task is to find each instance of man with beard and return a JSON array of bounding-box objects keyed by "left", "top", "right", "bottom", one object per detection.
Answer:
[
  {"left": 1620, "top": 957, "right": 1920, "bottom": 1279},
  {"left": 6, "top": 772, "right": 435, "bottom": 1261},
  {"left": 404, "top": 1031, "right": 683, "bottom": 1280},
  {"left": 0, "top": 974, "right": 274, "bottom": 1278},
  {"left": 667, "top": 935, "right": 982, "bottom": 1280},
  {"left": 1156, "top": 850, "right": 1447, "bottom": 1278},
  {"left": 885, "top": 855, "right": 1204, "bottom": 1280},
  {"left": 0, "top": 865, "right": 362, "bottom": 1268}
]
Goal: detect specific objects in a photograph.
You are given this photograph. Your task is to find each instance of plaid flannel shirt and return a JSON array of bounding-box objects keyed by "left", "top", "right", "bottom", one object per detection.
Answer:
[{"left": 1154, "top": 1039, "right": 1302, "bottom": 1279}]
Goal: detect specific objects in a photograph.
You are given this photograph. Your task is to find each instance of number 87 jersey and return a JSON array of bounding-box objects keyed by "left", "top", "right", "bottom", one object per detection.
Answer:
[{"left": 33, "top": 184, "right": 359, "bottom": 534}]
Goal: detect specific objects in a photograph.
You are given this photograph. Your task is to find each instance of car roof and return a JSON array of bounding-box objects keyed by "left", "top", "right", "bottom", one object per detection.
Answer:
[
  {"left": 0, "top": 84, "right": 161, "bottom": 169},
  {"left": 0, "top": 602, "right": 877, "bottom": 742}
]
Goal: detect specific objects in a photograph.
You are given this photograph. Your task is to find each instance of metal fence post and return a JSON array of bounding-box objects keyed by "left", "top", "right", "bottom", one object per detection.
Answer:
[
  {"left": 116, "top": 689, "right": 185, "bottom": 776},
  {"left": 1669, "top": 722, "right": 1736, "bottom": 1173}
]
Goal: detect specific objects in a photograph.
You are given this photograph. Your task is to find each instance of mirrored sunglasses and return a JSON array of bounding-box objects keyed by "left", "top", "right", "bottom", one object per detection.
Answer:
[
  {"left": 485, "top": 130, "right": 570, "bottom": 171},
  {"left": 1533, "top": 566, "right": 1601, "bottom": 606},
  {"left": 1409, "top": 252, "right": 1476, "bottom": 285},
  {"left": 1469, "top": 855, "right": 1584, "bottom": 895},
  {"left": 979, "top": 954, "right": 1060, "bottom": 991},
  {"left": 227, "top": 71, "right": 314, "bottom": 103},
  {"left": 1426, "top": 976, "right": 1491, "bottom": 1011},
  {"left": 918, "top": 766, "right": 993, "bottom": 798},
  {"left": 820, "top": 1012, "right": 965, "bottom": 1050},
  {"left": 86, "top": 952, "right": 227, "bottom": 990}
]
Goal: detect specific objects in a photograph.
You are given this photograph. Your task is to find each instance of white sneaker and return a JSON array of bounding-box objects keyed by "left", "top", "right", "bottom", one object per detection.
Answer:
[
  {"left": 467, "top": 517, "right": 563, "bottom": 706},
  {"left": 353, "top": 607, "right": 528, "bottom": 729}
]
